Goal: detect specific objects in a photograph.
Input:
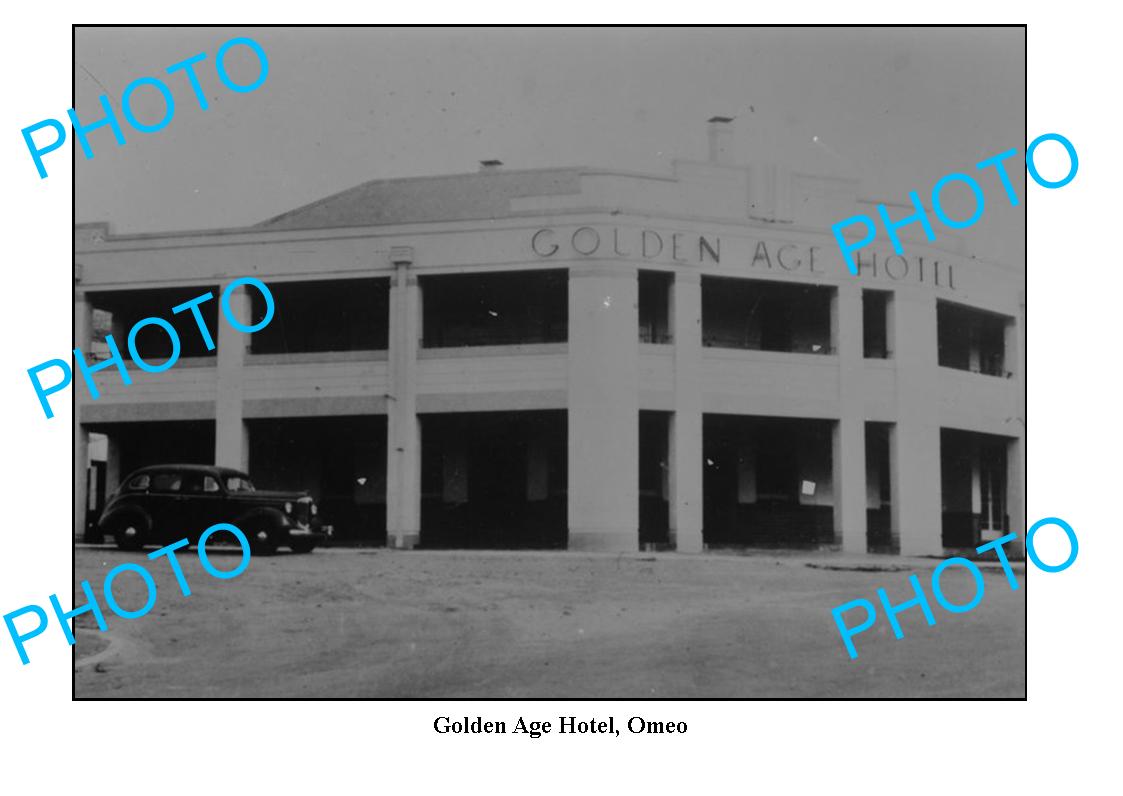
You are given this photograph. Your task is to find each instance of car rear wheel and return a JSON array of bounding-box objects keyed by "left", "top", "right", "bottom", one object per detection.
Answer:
[
  {"left": 290, "top": 540, "right": 316, "bottom": 554},
  {"left": 112, "top": 519, "right": 145, "bottom": 551}
]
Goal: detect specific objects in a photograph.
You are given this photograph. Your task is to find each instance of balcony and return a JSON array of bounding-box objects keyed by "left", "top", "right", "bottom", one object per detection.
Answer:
[{"left": 701, "top": 275, "right": 834, "bottom": 355}]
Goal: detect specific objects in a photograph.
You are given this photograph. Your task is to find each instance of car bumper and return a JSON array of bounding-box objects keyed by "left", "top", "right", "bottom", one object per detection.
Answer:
[{"left": 287, "top": 526, "right": 329, "bottom": 543}]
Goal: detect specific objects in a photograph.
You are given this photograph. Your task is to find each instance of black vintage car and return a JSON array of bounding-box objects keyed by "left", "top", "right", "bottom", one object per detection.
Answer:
[{"left": 97, "top": 464, "right": 326, "bottom": 555}]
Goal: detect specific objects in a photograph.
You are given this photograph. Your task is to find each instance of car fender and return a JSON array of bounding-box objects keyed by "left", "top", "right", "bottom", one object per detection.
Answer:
[
  {"left": 97, "top": 505, "right": 152, "bottom": 534},
  {"left": 234, "top": 506, "right": 289, "bottom": 533}
]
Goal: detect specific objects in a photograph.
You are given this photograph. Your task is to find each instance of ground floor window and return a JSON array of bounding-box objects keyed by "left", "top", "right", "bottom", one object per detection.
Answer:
[{"left": 865, "top": 422, "right": 896, "bottom": 553}]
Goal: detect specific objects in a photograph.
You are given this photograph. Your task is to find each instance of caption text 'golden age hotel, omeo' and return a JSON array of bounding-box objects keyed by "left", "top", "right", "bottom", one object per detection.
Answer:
[{"left": 74, "top": 118, "right": 1026, "bottom": 558}]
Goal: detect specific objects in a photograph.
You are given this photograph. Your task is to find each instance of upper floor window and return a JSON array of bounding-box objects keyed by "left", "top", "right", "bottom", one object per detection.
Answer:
[
  {"left": 702, "top": 276, "right": 833, "bottom": 354},
  {"left": 250, "top": 278, "right": 389, "bottom": 354},
  {"left": 863, "top": 289, "right": 892, "bottom": 359},
  {"left": 421, "top": 270, "right": 567, "bottom": 348},
  {"left": 638, "top": 271, "right": 673, "bottom": 344},
  {"left": 937, "top": 300, "right": 1012, "bottom": 377},
  {"left": 88, "top": 286, "right": 220, "bottom": 361}
]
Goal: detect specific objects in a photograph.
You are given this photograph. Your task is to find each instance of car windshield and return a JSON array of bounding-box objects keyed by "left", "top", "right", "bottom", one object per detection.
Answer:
[{"left": 225, "top": 476, "right": 256, "bottom": 493}]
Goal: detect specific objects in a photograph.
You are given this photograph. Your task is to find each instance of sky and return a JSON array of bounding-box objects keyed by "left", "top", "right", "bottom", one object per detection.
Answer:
[{"left": 74, "top": 26, "right": 1025, "bottom": 266}]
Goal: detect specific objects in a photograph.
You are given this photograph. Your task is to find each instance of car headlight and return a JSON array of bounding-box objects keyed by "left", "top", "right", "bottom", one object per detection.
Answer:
[
  {"left": 284, "top": 501, "right": 293, "bottom": 514},
  {"left": 310, "top": 504, "right": 318, "bottom": 516}
]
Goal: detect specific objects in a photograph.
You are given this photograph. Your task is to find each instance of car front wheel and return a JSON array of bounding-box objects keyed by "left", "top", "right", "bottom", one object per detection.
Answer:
[
  {"left": 290, "top": 540, "right": 316, "bottom": 554},
  {"left": 248, "top": 526, "right": 278, "bottom": 556}
]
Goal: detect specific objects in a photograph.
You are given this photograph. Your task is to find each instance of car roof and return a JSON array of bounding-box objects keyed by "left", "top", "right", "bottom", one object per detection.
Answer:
[{"left": 127, "top": 464, "right": 250, "bottom": 479}]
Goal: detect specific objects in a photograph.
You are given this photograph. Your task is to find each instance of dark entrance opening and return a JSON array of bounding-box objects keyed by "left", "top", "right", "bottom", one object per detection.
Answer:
[
  {"left": 420, "top": 410, "right": 567, "bottom": 548},
  {"left": 247, "top": 416, "right": 387, "bottom": 545},
  {"left": 865, "top": 422, "right": 896, "bottom": 553},
  {"left": 703, "top": 414, "right": 834, "bottom": 547},
  {"left": 84, "top": 459, "right": 107, "bottom": 539},
  {"left": 941, "top": 428, "right": 1010, "bottom": 549},
  {"left": 94, "top": 420, "right": 215, "bottom": 479},
  {"left": 83, "top": 420, "right": 215, "bottom": 539}
]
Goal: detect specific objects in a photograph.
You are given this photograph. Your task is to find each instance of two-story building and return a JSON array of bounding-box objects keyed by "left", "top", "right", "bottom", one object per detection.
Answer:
[{"left": 74, "top": 118, "right": 1025, "bottom": 556}]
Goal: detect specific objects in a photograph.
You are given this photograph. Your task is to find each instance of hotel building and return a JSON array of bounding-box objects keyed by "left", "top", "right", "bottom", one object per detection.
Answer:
[{"left": 74, "top": 119, "right": 1025, "bottom": 556}]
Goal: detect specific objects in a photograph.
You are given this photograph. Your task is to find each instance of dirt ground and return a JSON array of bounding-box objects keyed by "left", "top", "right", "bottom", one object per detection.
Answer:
[{"left": 73, "top": 545, "right": 1026, "bottom": 698}]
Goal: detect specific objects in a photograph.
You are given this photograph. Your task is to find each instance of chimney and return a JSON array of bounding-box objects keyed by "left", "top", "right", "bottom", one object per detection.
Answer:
[
  {"left": 479, "top": 159, "right": 503, "bottom": 172},
  {"left": 707, "top": 116, "right": 734, "bottom": 165}
]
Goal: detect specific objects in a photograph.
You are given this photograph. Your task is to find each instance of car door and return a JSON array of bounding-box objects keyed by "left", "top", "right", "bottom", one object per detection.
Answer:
[
  {"left": 146, "top": 470, "right": 186, "bottom": 542},
  {"left": 177, "top": 472, "right": 228, "bottom": 542}
]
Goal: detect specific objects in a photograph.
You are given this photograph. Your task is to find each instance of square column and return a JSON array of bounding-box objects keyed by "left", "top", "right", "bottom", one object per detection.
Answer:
[
  {"left": 832, "top": 419, "right": 867, "bottom": 553},
  {"left": 567, "top": 265, "right": 639, "bottom": 551},
  {"left": 1005, "top": 436, "right": 1026, "bottom": 557},
  {"left": 1005, "top": 294, "right": 1026, "bottom": 555},
  {"left": 215, "top": 284, "right": 249, "bottom": 470},
  {"left": 892, "top": 290, "right": 943, "bottom": 556},
  {"left": 74, "top": 292, "right": 92, "bottom": 539},
  {"left": 75, "top": 426, "right": 90, "bottom": 540},
  {"left": 669, "top": 272, "right": 703, "bottom": 553},
  {"left": 386, "top": 266, "right": 421, "bottom": 549},
  {"left": 105, "top": 435, "right": 122, "bottom": 496},
  {"left": 833, "top": 284, "right": 868, "bottom": 553}
]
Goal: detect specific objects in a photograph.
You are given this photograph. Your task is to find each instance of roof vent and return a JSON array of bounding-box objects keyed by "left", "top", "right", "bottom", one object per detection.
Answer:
[{"left": 707, "top": 117, "right": 734, "bottom": 165}]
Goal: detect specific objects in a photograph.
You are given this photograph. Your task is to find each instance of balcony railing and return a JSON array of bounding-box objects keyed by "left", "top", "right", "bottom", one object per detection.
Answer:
[
  {"left": 702, "top": 335, "right": 834, "bottom": 354},
  {"left": 639, "top": 327, "right": 673, "bottom": 344},
  {"left": 423, "top": 323, "right": 567, "bottom": 349}
]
